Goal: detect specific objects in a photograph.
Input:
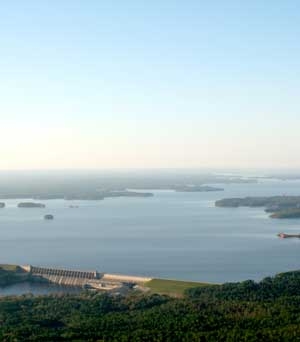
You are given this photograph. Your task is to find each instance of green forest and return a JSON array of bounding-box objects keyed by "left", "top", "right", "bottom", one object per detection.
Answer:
[{"left": 1, "top": 271, "right": 300, "bottom": 341}]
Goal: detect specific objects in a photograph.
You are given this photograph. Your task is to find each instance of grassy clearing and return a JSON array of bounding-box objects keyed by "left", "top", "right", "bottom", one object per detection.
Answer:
[{"left": 146, "top": 278, "right": 213, "bottom": 297}]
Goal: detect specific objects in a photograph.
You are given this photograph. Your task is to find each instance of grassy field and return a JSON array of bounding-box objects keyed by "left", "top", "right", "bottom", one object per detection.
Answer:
[{"left": 145, "top": 278, "right": 213, "bottom": 297}]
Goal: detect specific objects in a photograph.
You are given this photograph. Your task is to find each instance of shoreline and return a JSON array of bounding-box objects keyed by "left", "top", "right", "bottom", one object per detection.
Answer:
[{"left": 0, "top": 264, "right": 212, "bottom": 296}]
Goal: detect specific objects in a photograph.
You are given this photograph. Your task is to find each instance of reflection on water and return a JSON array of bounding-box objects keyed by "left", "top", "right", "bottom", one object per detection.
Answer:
[{"left": 0, "top": 282, "right": 82, "bottom": 296}]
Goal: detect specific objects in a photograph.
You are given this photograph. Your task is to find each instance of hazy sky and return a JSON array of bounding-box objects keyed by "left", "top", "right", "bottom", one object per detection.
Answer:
[{"left": 1, "top": 1, "right": 299, "bottom": 170}]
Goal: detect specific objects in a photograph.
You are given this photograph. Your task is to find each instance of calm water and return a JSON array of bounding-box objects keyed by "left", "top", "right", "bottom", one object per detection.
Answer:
[
  {"left": 0, "top": 282, "right": 82, "bottom": 296},
  {"left": 1, "top": 179, "right": 300, "bottom": 290}
]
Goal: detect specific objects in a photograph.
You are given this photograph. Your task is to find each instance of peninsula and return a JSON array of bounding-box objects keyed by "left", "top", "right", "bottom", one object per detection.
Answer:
[
  {"left": 271, "top": 208, "right": 300, "bottom": 219},
  {"left": 215, "top": 196, "right": 300, "bottom": 219}
]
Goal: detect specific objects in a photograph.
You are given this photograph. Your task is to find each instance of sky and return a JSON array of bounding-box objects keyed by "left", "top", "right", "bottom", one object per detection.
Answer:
[{"left": 0, "top": 0, "right": 299, "bottom": 170}]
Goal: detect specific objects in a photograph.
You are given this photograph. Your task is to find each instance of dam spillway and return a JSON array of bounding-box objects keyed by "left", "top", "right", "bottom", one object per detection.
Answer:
[
  {"left": 29, "top": 265, "right": 102, "bottom": 287},
  {"left": 21, "top": 265, "right": 152, "bottom": 291}
]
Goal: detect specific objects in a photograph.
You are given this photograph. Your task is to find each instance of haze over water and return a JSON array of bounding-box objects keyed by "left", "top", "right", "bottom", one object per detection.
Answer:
[{"left": 0, "top": 178, "right": 300, "bottom": 284}]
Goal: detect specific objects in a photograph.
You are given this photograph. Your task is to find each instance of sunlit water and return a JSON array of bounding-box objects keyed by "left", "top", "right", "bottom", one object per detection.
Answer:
[{"left": 0, "top": 179, "right": 300, "bottom": 295}]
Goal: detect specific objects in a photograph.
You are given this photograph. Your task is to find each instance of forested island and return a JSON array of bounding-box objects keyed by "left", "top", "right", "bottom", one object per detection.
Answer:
[
  {"left": 44, "top": 214, "right": 54, "bottom": 220},
  {"left": 1, "top": 270, "right": 300, "bottom": 340},
  {"left": 216, "top": 196, "right": 300, "bottom": 218}
]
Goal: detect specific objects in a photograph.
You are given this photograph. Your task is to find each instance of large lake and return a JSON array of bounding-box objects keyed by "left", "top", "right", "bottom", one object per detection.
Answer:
[{"left": 1, "top": 179, "right": 300, "bottom": 285}]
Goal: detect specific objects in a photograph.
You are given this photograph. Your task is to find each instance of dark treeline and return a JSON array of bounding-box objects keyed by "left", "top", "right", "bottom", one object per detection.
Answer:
[
  {"left": 1, "top": 271, "right": 300, "bottom": 341},
  {"left": 186, "top": 270, "right": 300, "bottom": 300}
]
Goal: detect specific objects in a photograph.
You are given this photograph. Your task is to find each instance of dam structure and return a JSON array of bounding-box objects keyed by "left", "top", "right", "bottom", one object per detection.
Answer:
[{"left": 21, "top": 265, "right": 152, "bottom": 291}]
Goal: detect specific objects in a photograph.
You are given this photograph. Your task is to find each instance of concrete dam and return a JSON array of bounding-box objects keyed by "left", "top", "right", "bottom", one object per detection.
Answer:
[{"left": 21, "top": 265, "right": 152, "bottom": 291}]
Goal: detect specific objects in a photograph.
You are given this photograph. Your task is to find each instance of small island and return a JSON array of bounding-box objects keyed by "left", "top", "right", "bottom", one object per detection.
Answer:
[
  {"left": 18, "top": 202, "right": 46, "bottom": 208},
  {"left": 0, "top": 202, "right": 5, "bottom": 208},
  {"left": 44, "top": 214, "right": 54, "bottom": 220}
]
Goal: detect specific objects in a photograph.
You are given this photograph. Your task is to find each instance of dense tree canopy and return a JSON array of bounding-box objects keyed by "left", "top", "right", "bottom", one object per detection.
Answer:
[{"left": 1, "top": 271, "right": 300, "bottom": 341}]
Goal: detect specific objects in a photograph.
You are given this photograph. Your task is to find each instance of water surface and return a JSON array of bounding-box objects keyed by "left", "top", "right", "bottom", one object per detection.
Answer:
[
  {"left": 0, "top": 179, "right": 300, "bottom": 286},
  {"left": 0, "top": 282, "right": 82, "bottom": 296}
]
